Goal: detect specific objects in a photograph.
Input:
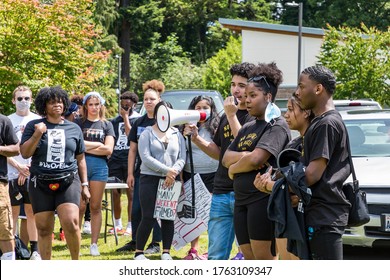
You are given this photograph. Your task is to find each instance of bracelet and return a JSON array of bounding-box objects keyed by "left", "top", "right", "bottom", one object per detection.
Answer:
[{"left": 81, "top": 182, "right": 89, "bottom": 187}]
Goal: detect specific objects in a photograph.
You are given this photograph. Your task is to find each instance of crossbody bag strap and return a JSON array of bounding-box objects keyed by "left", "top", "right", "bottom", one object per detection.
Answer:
[{"left": 344, "top": 126, "right": 359, "bottom": 191}]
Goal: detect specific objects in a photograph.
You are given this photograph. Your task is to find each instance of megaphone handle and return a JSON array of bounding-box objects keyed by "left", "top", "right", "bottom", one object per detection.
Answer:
[{"left": 187, "top": 136, "right": 196, "bottom": 219}]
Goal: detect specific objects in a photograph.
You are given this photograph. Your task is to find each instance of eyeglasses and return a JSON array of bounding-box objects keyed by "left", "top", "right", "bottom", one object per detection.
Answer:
[
  {"left": 16, "top": 97, "right": 31, "bottom": 101},
  {"left": 247, "top": 76, "right": 271, "bottom": 91}
]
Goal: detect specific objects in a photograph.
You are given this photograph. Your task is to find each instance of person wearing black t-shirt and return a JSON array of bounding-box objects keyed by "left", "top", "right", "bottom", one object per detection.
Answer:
[
  {"left": 222, "top": 62, "right": 290, "bottom": 260},
  {"left": 0, "top": 114, "right": 19, "bottom": 260},
  {"left": 20, "top": 87, "right": 90, "bottom": 260},
  {"left": 116, "top": 80, "right": 164, "bottom": 254},
  {"left": 75, "top": 91, "right": 115, "bottom": 257},
  {"left": 189, "top": 63, "right": 255, "bottom": 260},
  {"left": 254, "top": 94, "right": 314, "bottom": 260},
  {"left": 294, "top": 65, "right": 351, "bottom": 260},
  {"left": 108, "top": 91, "right": 140, "bottom": 236}
]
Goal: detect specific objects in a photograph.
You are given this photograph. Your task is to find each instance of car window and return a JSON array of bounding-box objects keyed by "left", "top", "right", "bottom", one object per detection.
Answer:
[
  {"left": 345, "top": 120, "right": 390, "bottom": 157},
  {"left": 139, "top": 91, "right": 225, "bottom": 116}
]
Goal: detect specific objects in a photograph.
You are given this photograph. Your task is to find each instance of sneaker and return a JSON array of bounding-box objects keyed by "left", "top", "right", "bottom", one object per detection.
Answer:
[
  {"left": 144, "top": 242, "right": 160, "bottom": 255},
  {"left": 123, "top": 227, "right": 132, "bottom": 236},
  {"left": 30, "top": 251, "right": 41, "bottom": 260},
  {"left": 231, "top": 252, "right": 245, "bottom": 260},
  {"left": 90, "top": 243, "right": 100, "bottom": 256},
  {"left": 161, "top": 253, "right": 173, "bottom": 260},
  {"left": 116, "top": 240, "right": 136, "bottom": 252},
  {"left": 183, "top": 248, "right": 198, "bottom": 260},
  {"left": 82, "top": 221, "right": 91, "bottom": 235},
  {"left": 134, "top": 254, "right": 149, "bottom": 260},
  {"left": 108, "top": 227, "right": 125, "bottom": 235}
]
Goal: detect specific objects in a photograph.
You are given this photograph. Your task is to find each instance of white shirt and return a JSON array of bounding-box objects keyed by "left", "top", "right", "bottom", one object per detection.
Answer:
[{"left": 7, "top": 112, "right": 41, "bottom": 180}]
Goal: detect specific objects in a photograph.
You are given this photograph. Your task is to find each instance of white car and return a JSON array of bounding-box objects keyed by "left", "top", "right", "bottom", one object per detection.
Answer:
[
  {"left": 342, "top": 109, "right": 390, "bottom": 247},
  {"left": 334, "top": 99, "right": 382, "bottom": 111}
]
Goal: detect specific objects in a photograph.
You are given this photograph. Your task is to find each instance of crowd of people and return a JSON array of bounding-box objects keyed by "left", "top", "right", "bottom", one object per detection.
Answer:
[{"left": 0, "top": 63, "right": 352, "bottom": 261}]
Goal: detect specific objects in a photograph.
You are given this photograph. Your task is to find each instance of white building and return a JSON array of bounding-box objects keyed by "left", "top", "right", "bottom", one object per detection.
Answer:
[{"left": 219, "top": 18, "right": 325, "bottom": 94}]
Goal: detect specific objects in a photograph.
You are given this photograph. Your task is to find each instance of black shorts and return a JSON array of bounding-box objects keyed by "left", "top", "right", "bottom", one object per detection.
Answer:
[
  {"left": 234, "top": 197, "right": 274, "bottom": 244},
  {"left": 8, "top": 179, "right": 31, "bottom": 206},
  {"left": 108, "top": 159, "right": 128, "bottom": 182},
  {"left": 29, "top": 173, "right": 81, "bottom": 214}
]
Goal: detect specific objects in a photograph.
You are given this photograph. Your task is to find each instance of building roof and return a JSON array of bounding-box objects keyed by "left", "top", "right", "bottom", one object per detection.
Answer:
[{"left": 219, "top": 18, "right": 325, "bottom": 38}]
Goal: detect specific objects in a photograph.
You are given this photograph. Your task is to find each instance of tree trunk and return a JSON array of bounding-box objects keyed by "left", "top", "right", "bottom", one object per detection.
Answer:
[{"left": 118, "top": 0, "right": 130, "bottom": 90}]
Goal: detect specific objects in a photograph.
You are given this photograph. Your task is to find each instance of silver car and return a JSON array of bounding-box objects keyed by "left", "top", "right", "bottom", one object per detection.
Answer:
[{"left": 342, "top": 109, "right": 390, "bottom": 247}]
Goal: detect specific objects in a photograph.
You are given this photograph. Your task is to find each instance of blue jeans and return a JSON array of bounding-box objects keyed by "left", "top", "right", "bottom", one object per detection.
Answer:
[
  {"left": 207, "top": 192, "right": 236, "bottom": 260},
  {"left": 131, "top": 176, "right": 161, "bottom": 242}
]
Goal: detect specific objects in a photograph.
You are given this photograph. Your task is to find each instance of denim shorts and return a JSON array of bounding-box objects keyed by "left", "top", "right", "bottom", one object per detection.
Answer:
[{"left": 85, "top": 155, "right": 108, "bottom": 182}]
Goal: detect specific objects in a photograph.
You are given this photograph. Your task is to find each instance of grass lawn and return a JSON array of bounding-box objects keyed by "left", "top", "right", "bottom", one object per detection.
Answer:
[{"left": 50, "top": 191, "right": 239, "bottom": 260}]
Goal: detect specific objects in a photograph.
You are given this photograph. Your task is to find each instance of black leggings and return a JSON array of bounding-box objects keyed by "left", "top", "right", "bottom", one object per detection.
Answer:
[
  {"left": 307, "top": 225, "right": 345, "bottom": 260},
  {"left": 136, "top": 174, "right": 174, "bottom": 251}
]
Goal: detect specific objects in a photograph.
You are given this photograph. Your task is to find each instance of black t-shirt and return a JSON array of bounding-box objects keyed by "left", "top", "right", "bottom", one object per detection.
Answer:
[
  {"left": 75, "top": 118, "right": 115, "bottom": 159},
  {"left": 128, "top": 114, "right": 155, "bottom": 176},
  {"left": 303, "top": 110, "right": 351, "bottom": 226},
  {"left": 20, "top": 119, "right": 85, "bottom": 175},
  {"left": 212, "top": 109, "right": 255, "bottom": 194},
  {"left": 0, "top": 114, "right": 19, "bottom": 181},
  {"left": 109, "top": 115, "right": 139, "bottom": 162},
  {"left": 229, "top": 117, "right": 290, "bottom": 205}
]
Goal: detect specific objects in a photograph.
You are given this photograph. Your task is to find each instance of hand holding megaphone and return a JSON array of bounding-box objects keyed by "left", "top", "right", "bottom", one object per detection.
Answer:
[{"left": 156, "top": 102, "right": 210, "bottom": 132}]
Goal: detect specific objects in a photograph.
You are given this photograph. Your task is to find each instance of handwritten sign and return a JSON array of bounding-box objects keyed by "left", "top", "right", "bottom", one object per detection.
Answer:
[
  {"left": 171, "top": 173, "right": 212, "bottom": 251},
  {"left": 153, "top": 180, "right": 182, "bottom": 221}
]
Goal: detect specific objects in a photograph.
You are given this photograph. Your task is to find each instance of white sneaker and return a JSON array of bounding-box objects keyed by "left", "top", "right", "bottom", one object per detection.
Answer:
[
  {"left": 134, "top": 254, "right": 149, "bottom": 260},
  {"left": 161, "top": 253, "right": 173, "bottom": 260},
  {"left": 124, "top": 226, "right": 132, "bottom": 236},
  {"left": 83, "top": 221, "right": 91, "bottom": 234},
  {"left": 90, "top": 243, "right": 100, "bottom": 256},
  {"left": 30, "top": 251, "right": 41, "bottom": 260}
]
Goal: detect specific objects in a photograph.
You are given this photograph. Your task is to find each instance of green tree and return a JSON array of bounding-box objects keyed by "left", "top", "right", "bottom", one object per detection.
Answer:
[
  {"left": 278, "top": 0, "right": 389, "bottom": 32},
  {"left": 318, "top": 24, "right": 390, "bottom": 106},
  {"left": 0, "top": 0, "right": 112, "bottom": 115},
  {"left": 203, "top": 36, "right": 242, "bottom": 97}
]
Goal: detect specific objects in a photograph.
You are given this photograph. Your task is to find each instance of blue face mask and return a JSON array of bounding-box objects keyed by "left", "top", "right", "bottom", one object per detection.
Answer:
[{"left": 265, "top": 102, "right": 281, "bottom": 123}]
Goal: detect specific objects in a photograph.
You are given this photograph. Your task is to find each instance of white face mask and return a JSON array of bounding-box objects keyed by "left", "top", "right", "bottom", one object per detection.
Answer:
[
  {"left": 203, "top": 109, "right": 211, "bottom": 120},
  {"left": 264, "top": 101, "right": 281, "bottom": 123},
  {"left": 16, "top": 100, "right": 31, "bottom": 112}
]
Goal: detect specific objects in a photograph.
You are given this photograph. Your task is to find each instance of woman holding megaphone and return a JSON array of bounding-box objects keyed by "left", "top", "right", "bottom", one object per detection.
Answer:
[{"left": 181, "top": 95, "right": 221, "bottom": 259}]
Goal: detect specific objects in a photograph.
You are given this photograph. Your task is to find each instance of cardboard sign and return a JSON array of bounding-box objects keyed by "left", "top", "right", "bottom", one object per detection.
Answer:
[
  {"left": 171, "top": 173, "right": 212, "bottom": 251},
  {"left": 153, "top": 180, "right": 182, "bottom": 221}
]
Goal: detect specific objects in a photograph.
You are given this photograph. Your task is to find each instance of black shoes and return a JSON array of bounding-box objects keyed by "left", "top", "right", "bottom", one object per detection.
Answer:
[{"left": 116, "top": 240, "right": 136, "bottom": 252}]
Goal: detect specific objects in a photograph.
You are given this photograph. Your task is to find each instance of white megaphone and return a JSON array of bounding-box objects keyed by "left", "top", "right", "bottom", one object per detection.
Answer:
[{"left": 156, "top": 102, "right": 209, "bottom": 132}]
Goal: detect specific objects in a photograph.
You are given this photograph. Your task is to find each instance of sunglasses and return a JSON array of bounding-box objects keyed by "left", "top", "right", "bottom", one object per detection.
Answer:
[
  {"left": 247, "top": 76, "right": 271, "bottom": 91},
  {"left": 16, "top": 97, "right": 31, "bottom": 101}
]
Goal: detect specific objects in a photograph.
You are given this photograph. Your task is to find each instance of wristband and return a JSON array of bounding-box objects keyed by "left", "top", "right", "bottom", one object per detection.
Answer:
[{"left": 81, "top": 182, "right": 89, "bottom": 187}]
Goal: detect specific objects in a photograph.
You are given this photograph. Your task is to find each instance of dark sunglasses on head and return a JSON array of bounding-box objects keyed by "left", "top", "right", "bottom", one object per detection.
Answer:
[
  {"left": 247, "top": 75, "right": 271, "bottom": 91},
  {"left": 17, "top": 97, "right": 31, "bottom": 101}
]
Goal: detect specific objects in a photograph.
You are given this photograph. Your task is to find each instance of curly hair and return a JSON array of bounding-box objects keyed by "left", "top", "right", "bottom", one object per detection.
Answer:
[
  {"left": 34, "top": 86, "right": 70, "bottom": 116},
  {"left": 230, "top": 62, "right": 256, "bottom": 79},
  {"left": 70, "top": 94, "right": 84, "bottom": 106},
  {"left": 248, "top": 62, "right": 283, "bottom": 101},
  {"left": 187, "top": 95, "right": 220, "bottom": 136},
  {"left": 120, "top": 91, "right": 139, "bottom": 104},
  {"left": 142, "top": 80, "right": 165, "bottom": 95},
  {"left": 302, "top": 65, "right": 336, "bottom": 95}
]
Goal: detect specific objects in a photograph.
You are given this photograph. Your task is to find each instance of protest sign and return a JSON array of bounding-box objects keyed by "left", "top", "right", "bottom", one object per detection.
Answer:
[
  {"left": 153, "top": 180, "right": 182, "bottom": 221},
  {"left": 171, "top": 173, "right": 211, "bottom": 250}
]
